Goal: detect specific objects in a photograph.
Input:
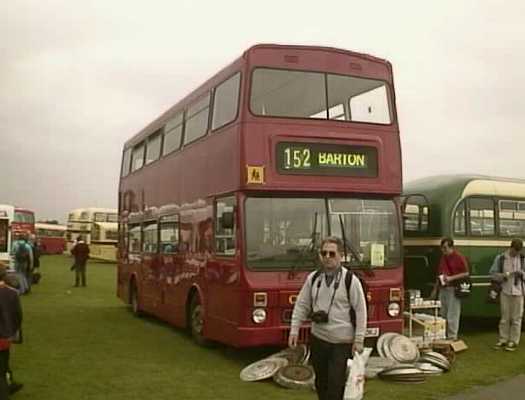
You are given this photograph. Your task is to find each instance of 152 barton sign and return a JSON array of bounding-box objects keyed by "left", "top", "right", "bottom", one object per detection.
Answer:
[{"left": 276, "top": 142, "right": 378, "bottom": 177}]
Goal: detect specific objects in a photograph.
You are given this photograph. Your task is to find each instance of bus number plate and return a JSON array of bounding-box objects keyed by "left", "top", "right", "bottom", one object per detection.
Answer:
[{"left": 365, "top": 327, "right": 380, "bottom": 337}]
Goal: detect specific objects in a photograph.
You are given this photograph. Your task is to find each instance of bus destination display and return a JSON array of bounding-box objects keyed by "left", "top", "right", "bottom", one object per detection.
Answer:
[{"left": 276, "top": 142, "right": 378, "bottom": 177}]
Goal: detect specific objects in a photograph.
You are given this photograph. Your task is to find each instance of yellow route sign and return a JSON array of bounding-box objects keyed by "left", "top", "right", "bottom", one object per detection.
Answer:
[{"left": 247, "top": 166, "right": 265, "bottom": 184}]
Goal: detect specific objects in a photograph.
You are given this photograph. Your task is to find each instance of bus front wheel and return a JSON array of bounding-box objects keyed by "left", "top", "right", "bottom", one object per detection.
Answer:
[{"left": 189, "top": 295, "right": 211, "bottom": 346}]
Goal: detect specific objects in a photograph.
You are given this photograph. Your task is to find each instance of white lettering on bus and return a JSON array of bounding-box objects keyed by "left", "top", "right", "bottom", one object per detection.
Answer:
[{"left": 318, "top": 152, "right": 366, "bottom": 167}]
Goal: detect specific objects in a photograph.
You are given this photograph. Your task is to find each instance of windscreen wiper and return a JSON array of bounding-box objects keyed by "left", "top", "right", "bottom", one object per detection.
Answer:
[
  {"left": 288, "top": 212, "right": 319, "bottom": 277},
  {"left": 337, "top": 214, "right": 367, "bottom": 268}
]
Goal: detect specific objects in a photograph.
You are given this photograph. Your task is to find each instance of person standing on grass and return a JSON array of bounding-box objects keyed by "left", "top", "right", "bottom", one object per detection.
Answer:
[
  {"left": 289, "top": 236, "right": 367, "bottom": 400},
  {"left": 431, "top": 237, "right": 469, "bottom": 341},
  {"left": 0, "top": 264, "right": 23, "bottom": 398},
  {"left": 490, "top": 238, "right": 524, "bottom": 352},
  {"left": 71, "top": 236, "right": 90, "bottom": 287},
  {"left": 11, "top": 234, "right": 33, "bottom": 295}
]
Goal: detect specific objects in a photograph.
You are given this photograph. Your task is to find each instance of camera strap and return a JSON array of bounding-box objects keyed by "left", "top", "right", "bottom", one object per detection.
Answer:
[{"left": 312, "top": 268, "right": 342, "bottom": 315}]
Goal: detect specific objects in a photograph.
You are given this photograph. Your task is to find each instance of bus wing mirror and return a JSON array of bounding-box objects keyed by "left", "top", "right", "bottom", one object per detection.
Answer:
[{"left": 221, "top": 212, "right": 234, "bottom": 230}]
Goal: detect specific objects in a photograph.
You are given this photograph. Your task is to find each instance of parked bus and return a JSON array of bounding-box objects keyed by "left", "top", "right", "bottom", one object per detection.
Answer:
[
  {"left": 90, "top": 222, "right": 118, "bottom": 262},
  {"left": 118, "top": 44, "right": 404, "bottom": 347},
  {"left": 402, "top": 175, "right": 525, "bottom": 318},
  {"left": 0, "top": 204, "right": 35, "bottom": 267},
  {"left": 66, "top": 208, "right": 118, "bottom": 252},
  {"left": 35, "top": 223, "right": 67, "bottom": 254}
]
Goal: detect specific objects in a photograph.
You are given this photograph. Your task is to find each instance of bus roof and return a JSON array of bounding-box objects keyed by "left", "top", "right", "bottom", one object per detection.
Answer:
[
  {"left": 35, "top": 223, "right": 66, "bottom": 231},
  {"left": 404, "top": 175, "right": 525, "bottom": 201},
  {"left": 0, "top": 205, "right": 33, "bottom": 213},
  {"left": 123, "top": 43, "right": 393, "bottom": 150},
  {"left": 68, "top": 208, "right": 117, "bottom": 214}
]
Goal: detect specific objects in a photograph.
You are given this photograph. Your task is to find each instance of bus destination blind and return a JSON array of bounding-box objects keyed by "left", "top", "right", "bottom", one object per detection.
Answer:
[{"left": 276, "top": 142, "right": 378, "bottom": 177}]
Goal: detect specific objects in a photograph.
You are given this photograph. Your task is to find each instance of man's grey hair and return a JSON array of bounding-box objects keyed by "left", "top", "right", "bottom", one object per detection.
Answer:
[{"left": 320, "top": 236, "right": 344, "bottom": 253}]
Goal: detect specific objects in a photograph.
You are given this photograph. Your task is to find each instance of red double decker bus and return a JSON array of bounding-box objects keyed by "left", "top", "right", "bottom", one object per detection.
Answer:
[{"left": 118, "top": 44, "right": 403, "bottom": 347}]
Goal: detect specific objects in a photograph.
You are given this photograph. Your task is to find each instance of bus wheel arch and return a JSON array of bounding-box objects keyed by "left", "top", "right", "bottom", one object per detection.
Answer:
[{"left": 186, "top": 287, "right": 211, "bottom": 346}]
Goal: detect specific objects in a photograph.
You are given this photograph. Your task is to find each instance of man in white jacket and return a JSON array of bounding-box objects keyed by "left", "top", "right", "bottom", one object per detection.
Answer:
[
  {"left": 490, "top": 238, "right": 524, "bottom": 352},
  {"left": 289, "top": 236, "right": 367, "bottom": 400}
]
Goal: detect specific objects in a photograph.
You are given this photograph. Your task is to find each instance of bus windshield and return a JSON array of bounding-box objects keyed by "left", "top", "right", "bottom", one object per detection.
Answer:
[
  {"left": 245, "top": 197, "right": 400, "bottom": 270},
  {"left": 250, "top": 68, "right": 392, "bottom": 124}
]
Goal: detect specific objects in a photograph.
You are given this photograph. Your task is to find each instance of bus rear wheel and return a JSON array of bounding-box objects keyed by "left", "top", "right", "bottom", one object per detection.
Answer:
[
  {"left": 130, "top": 281, "right": 142, "bottom": 317},
  {"left": 189, "top": 295, "right": 211, "bottom": 346}
]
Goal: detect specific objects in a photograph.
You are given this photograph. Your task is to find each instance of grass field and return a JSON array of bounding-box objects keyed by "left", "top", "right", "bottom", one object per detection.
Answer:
[{"left": 11, "top": 255, "right": 525, "bottom": 399}]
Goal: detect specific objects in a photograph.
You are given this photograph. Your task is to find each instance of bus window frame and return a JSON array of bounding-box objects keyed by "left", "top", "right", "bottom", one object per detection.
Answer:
[
  {"left": 248, "top": 66, "right": 396, "bottom": 127},
  {"left": 452, "top": 199, "right": 467, "bottom": 237},
  {"left": 145, "top": 129, "right": 164, "bottom": 165},
  {"left": 162, "top": 112, "right": 185, "bottom": 157},
  {"left": 211, "top": 72, "right": 242, "bottom": 132},
  {"left": 402, "top": 194, "right": 430, "bottom": 234},
  {"left": 128, "top": 224, "right": 142, "bottom": 254},
  {"left": 131, "top": 142, "right": 146, "bottom": 172},
  {"left": 159, "top": 214, "right": 180, "bottom": 254},
  {"left": 121, "top": 147, "right": 132, "bottom": 177},
  {"left": 466, "top": 196, "right": 497, "bottom": 238},
  {"left": 214, "top": 195, "right": 236, "bottom": 257},
  {"left": 497, "top": 198, "right": 525, "bottom": 238},
  {"left": 183, "top": 92, "right": 212, "bottom": 146},
  {"left": 142, "top": 221, "right": 159, "bottom": 254}
]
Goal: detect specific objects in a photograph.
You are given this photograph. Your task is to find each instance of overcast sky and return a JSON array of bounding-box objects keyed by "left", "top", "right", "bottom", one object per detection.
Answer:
[{"left": 2, "top": 1, "right": 524, "bottom": 222}]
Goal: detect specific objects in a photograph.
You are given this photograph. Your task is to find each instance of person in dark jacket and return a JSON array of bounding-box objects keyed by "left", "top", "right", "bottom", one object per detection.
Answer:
[
  {"left": 0, "top": 263, "right": 23, "bottom": 398},
  {"left": 71, "top": 236, "right": 90, "bottom": 287}
]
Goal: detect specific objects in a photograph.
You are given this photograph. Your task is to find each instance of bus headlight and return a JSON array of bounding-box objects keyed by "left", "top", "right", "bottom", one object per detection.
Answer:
[
  {"left": 252, "top": 308, "right": 267, "bottom": 324},
  {"left": 387, "top": 302, "right": 401, "bottom": 317}
]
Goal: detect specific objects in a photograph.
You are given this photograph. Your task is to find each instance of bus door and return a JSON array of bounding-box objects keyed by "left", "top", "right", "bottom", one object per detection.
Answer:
[
  {"left": 141, "top": 221, "right": 161, "bottom": 313},
  {"left": 206, "top": 198, "right": 238, "bottom": 336},
  {"left": 157, "top": 214, "right": 185, "bottom": 324},
  {"left": 402, "top": 194, "right": 433, "bottom": 295}
]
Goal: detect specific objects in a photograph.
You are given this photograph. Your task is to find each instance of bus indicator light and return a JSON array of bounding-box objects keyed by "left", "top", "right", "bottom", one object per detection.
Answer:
[
  {"left": 390, "top": 288, "right": 402, "bottom": 302},
  {"left": 253, "top": 292, "right": 268, "bottom": 307}
]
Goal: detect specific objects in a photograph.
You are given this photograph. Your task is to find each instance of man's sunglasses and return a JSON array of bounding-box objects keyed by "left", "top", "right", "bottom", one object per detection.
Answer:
[{"left": 320, "top": 250, "right": 337, "bottom": 258}]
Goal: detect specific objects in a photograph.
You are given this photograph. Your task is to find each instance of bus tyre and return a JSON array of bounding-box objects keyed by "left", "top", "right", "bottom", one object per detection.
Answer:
[
  {"left": 189, "top": 295, "right": 211, "bottom": 346},
  {"left": 130, "top": 282, "right": 142, "bottom": 317}
]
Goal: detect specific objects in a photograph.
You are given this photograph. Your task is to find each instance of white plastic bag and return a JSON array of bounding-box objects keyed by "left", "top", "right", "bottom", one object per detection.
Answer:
[{"left": 344, "top": 347, "right": 372, "bottom": 400}]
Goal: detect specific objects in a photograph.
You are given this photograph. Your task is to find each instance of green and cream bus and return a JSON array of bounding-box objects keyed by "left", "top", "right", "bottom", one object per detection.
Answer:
[{"left": 402, "top": 175, "right": 525, "bottom": 318}]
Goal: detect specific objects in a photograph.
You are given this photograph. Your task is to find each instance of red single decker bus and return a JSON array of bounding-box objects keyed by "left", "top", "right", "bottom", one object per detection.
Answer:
[
  {"left": 118, "top": 44, "right": 404, "bottom": 348},
  {"left": 35, "top": 223, "right": 67, "bottom": 255}
]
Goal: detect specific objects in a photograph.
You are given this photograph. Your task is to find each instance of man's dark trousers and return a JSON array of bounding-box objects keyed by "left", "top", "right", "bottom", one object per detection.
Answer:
[
  {"left": 310, "top": 334, "right": 352, "bottom": 400},
  {"left": 75, "top": 263, "right": 87, "bottom": 287},
  {"left": 0, "top": 349, "right": 10, "bottom": 399}
]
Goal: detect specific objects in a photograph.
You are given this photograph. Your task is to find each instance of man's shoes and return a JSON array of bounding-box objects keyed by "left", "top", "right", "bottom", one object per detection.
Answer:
[
  {"left": 505, "top": 342, "right": 517, "bottom": 352},
  {"left": 493, "top": 341, "right": 507, "bottom": 350},
  {"left": 8, "top": 382, "right": 24, "bottom": 395}
]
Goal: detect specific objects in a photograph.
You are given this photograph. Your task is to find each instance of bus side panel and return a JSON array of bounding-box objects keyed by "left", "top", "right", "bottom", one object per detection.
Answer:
[
  {"left": 205, "top": 257, "right": 241, "bottom": 344},
  {"left": 159, "top": 253, "right": 187, "bottom": 327},
  {"left": 458, "top": 244, "right": 504, "bottom": 318}
]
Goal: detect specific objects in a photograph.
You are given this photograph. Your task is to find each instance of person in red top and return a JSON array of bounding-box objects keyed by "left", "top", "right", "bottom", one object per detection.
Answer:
[
  {"left": 0, "top": 263, "right": 23, "bottom": 398},
  {"left": 71, "top": 236, "right": 90, "bottom": 287},
  {"left": 431, "top": 237, "right": 469, "bottom": 340}
]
